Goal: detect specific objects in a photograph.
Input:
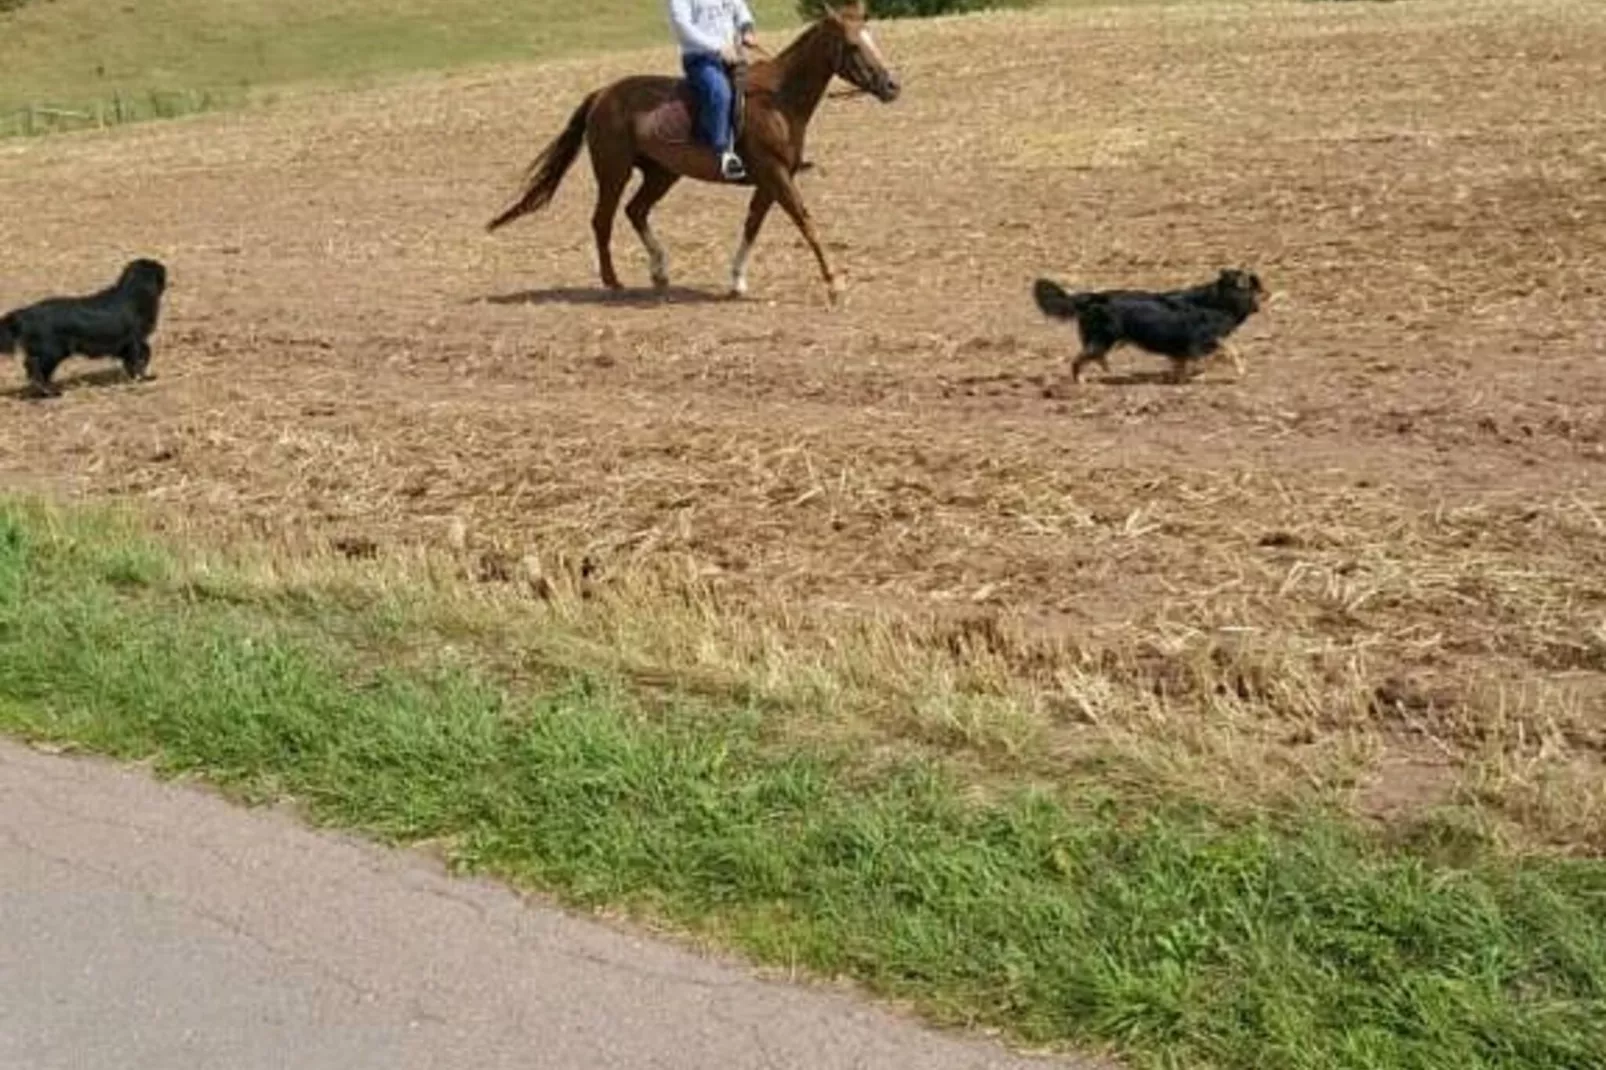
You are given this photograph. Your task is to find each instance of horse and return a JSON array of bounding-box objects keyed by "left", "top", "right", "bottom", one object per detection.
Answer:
[{"left": 486, "top": 1, "right": 900, "bottom": 305}]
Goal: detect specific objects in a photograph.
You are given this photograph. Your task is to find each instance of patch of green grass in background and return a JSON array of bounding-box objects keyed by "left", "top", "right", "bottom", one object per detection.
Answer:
[
  {"left": 0, "top": 497, "right": 1602, "bottom": 1070},
  {"left": 0, "top": 0, "right": 798, "bottom": 137},
  {"left": 0, "top": 0, "right": 1204, "bottom": 137}
]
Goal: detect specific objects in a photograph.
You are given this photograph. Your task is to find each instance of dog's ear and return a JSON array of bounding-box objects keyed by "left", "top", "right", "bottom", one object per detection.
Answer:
[
  {"left": 1220, "top": 268, "right": 1258, "bottom": 293},
  {"left": 137, "top": 259, "right": 168, "bottom": 292}
]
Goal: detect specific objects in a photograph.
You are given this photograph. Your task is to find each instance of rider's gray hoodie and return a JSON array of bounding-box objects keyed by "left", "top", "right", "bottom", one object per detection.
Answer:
[{"left": 666, "top": 0, "right": 755, "bottom": 57}]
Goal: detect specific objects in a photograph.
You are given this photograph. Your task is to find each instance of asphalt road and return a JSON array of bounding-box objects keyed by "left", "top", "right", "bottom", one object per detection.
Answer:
[{"left": 0, "top": 740, "right": 1097, "bottom": 1070}]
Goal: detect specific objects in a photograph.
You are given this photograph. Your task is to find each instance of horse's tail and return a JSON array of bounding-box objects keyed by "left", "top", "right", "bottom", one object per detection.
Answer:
[
  {"left": 1032, "top": 278, "right": 1096, "bottom": 321},
  {"left": 486, "top": 91, "right": 598, "bottom": 233},
  {"left": 0, "top": 312, "right": 18, "bottom": 356}
]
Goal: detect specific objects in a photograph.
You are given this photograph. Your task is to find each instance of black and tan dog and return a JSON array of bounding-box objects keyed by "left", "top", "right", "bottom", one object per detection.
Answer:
[
  {"left": 0, "top": 258, "right": 168, "bottom": 398},
  {"left": 1032, "top": 268, "right": 1265, "bottom": 383}
]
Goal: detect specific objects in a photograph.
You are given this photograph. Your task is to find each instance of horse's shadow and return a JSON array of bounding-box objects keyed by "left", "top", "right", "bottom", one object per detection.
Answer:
[
  {"left": 3, "top": 366, "right": 145, "bottom": 401},
  {"left": 478, "top": 285, "right": 733, "bottom": 309}
]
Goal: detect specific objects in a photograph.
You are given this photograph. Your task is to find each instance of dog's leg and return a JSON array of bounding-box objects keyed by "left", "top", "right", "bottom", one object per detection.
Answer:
[
  {"left": 23, "top": 342, "right": 64, "bottom": 398},
  {"left": 1167, "top": 357, "right": 1191, "bottom": 384},
  {"left": 1071, "top": 343, "right": 1111, "bottom": 384},
  {"left": 1223, "top": 341, "right": 1246, "bottom": 379},
  {"left": 1070, "top": 350, "right": 1095, "bottom": 384},
  {"left": 120, "top": 341, "right": 152, "bottom": 381}
]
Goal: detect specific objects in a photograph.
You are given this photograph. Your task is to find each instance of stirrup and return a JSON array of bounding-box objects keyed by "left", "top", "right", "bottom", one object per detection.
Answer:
[{"left": 720, "top": 152, "right": 748, "bottom": 182}]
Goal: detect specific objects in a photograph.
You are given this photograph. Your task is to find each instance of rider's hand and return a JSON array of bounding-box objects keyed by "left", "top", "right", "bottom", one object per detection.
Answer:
[{"left": 740, "top": 28, "right": 758, "bottom": 50}]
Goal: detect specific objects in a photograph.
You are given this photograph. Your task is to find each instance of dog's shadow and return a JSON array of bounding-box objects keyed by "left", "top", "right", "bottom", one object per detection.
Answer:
[
  {"left": 477, "top": 285, "right": 732, "bottom": 308},
  {"left": 1093, "top": 370, "right": 1236, "bottom": 388},
  {"left": 3, "top": 367, "right": 145, "bottom": 401}
]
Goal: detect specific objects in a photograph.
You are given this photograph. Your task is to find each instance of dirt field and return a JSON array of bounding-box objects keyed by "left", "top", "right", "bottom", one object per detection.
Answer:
[{"left": 2, "top": 0, "right": 1603, "bottom": 841}]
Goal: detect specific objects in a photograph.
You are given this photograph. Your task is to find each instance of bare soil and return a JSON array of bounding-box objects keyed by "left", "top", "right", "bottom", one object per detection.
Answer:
[{"left": 2, "top": 0, "right": 1603, "bottom": 841}]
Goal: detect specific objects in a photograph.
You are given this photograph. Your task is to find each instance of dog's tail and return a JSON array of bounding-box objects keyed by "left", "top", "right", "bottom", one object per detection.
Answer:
[
  {"left": 0, "top": 312, "right": 17, "bottom": 356},
  {"left": 486, "top": 91, "right": 598, "bottom": 233},
  {"left": 1032, "top": 278, "right": 1095, "bottom": 320}
]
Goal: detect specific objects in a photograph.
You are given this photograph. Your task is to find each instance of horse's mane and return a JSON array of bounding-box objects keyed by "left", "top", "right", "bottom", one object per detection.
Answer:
[{"left": 747, "top": 16, "right": 839, "bottom": 95}]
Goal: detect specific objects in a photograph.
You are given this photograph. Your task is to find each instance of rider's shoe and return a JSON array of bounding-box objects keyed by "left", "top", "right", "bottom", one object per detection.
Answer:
[{"left": 720, "top": 151, "right": 748, "bottom": 182}]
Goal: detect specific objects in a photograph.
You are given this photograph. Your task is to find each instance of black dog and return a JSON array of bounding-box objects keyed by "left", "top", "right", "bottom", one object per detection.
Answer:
[
  {"left": 1032, "top": 268, "right": 1264, "bottom": 383},
  {"left": 0, "top": 258, "right": 168, "bottom": 398}
]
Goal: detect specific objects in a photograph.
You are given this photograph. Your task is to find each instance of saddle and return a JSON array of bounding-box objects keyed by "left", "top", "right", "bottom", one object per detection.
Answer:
[
  {"left": 729, "top": 59, "right": 749, "bottom": 142},
  {"left": 643, "top": 60, "right": 749, "bottom": 147}
]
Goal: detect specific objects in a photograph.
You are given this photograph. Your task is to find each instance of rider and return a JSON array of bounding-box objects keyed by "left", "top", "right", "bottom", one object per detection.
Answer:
[{"left": 667, "top": 0, "right": 759, "bottom": 182}]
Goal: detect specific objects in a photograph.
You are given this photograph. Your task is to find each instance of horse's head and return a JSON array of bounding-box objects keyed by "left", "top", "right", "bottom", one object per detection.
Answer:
[{"left": 823, "top": 2, "right": 901, "bottom": 103}]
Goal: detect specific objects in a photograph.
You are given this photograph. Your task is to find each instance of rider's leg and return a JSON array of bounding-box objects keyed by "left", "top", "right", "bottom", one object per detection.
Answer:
[
  {"left": 683, "top": 52, "right": 744, "bottom": 181},
  {"left": 683, "top": 54, "right": 729, "bottom": 150},
  {"left": 716, "top": 66, "right": 745, "bottom": 180}
]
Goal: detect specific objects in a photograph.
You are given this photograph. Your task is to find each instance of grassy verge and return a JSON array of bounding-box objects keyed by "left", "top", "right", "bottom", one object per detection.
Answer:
[{"left": 0, "top": 497, "right": 1602, "bottom": 1069}]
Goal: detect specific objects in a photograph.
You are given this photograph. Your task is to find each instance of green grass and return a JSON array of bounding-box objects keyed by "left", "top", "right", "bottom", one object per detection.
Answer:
[
  {"left": 0, "top": 0, "right": 798, "bottom": 137},
  {"left": 0, "top": 0, "right": 1203, "bottom": 138},
  {"left": 0, "top": 497, "right": 1602, "bottom": 1070}
]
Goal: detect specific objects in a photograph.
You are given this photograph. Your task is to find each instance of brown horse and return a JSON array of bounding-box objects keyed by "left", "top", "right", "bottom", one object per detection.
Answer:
[{"left": 486, "top": 1, "right": 900, "bottom": 305}]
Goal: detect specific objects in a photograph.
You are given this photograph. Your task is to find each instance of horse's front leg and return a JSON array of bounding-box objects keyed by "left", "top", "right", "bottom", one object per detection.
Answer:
[
  {"left": 730, "top": 187, "right": 775, "bottom": 297},
  {"left": 756, "top": 166, "right": 841, "bottom": 306}
]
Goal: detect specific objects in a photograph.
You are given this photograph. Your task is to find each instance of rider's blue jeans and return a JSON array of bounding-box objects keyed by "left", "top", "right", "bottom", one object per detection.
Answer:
[{"left": 682, "top": 51, "right": 735, "bottom": 154}]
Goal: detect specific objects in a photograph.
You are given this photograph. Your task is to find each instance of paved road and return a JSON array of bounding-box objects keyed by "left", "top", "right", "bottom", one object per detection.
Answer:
[{"left": 0, "top": 740, "right": 1096, "bottom": 1070}]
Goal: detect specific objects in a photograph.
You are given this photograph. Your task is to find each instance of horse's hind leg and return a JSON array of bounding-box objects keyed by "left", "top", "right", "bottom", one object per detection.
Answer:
[
  {"left": 625, "top": 163, "right": 680, "bottom": 290},
  {"left": 588, "top": 138, "right": 633, "bottom": 291}
]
